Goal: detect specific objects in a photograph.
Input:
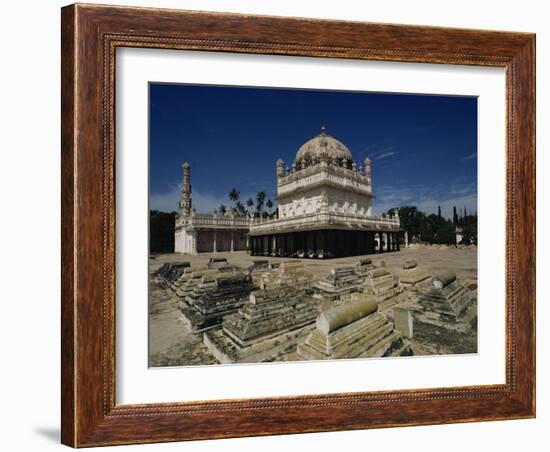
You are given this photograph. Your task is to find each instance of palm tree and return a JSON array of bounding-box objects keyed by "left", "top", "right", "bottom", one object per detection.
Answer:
[
  {"left": 266, "top": 199, "right": 273, "bottom": 216},
  {"left": 217, "top": 204, "right": 227, "bottom": 215},
  {"left": 235, "top": 201, "right": 246, "bottom": 217},
  {"left": 256, "top": 191, "right": 266, "bottom": 214},
  {"left": 246, "top": 197, "right": 254, "bottom": 211},
  {"left": 229, "top": 188, "right": 240, "bottom": 204}
]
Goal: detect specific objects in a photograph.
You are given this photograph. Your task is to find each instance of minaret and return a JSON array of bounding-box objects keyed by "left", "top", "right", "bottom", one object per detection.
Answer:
[
  {"left": 364, "top": 157, "right": 372, "bottom": 178},
  {"left": 179, "top": 161, "right": 192, "bottom": 216},
  {"left": 276, "top": 159, "right": 285, "bottom": 178}
]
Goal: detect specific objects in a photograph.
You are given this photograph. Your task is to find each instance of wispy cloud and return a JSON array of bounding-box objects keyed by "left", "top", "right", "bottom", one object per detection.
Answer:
[
  {"left": 361, "top": 145, "right": 400, "bottom": 163},
  {"left": 374, "top": 181, "right": 477, "bottom": 219},
  {"left": 373, "top": 151, "right": 399, "bottom": 162},
  {"left": 462, "top": 153, "right": 477, "bottom": 161}
]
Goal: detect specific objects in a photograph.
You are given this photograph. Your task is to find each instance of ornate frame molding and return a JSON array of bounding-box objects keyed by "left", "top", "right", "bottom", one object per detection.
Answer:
[{"left": 61, "top": 4, "right": 535, "bottom": 447}]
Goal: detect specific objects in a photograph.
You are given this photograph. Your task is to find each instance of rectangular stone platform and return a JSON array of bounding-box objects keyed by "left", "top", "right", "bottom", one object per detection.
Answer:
[
  {"left": 179, "top": 271, "right": 257, "bottom": 331},
  {"left": 297, "top": 298, "right": 412, "bottom": 360},
  {"left": 260, "top": 260, "right": 314, "bottom": 289},
  {"left": 313, "top": 266, "right": 364, "bottom": 301},
  {"left": 204, "top": 324, "right": 316, "bottom": 364},
  {"left": 202, "top": 285, "right": 320, "bottom": 363}
]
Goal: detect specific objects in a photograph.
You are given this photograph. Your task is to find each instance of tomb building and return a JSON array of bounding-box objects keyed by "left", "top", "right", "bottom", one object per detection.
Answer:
[
  {"left": 297, "top": 298, "right": 412, "bottom": 360},
  {"left": 415, "top": 271, "right": 476, "bottom": 333},
  {"left": 361, "top": 267, "right": 403, "bottom": 307},
  {"left": 249, "top": 127, "right": 401, "bottom": 258},
  {"left": 354, "top": 258, "right": 376, "bottom": 277},
  {"left": 173, "top": 267, "right": 219, "bottom": 302},
  {"left": 174, "top": 162, "right": 250, "bottom": 254},
  {"left": 313, "top": 267, "right": 364, "bottom": 302},
  {"left": 398, "top": 260, "right": 432, "bottom": 292},
  {"left": 204, "top": 286, "right": 319, "bottom": 363},
  {"left": 179, "top": 271, "right": 256, "bottom": 331},
  {"left": 247, "top": 259, "right": 278, "bottom": 285},
  {"left": 260, "top": 260, "right": 314, "bottom": 290},
  {"left": 153, "top": 261, "right": 191, "bottom": 288}
]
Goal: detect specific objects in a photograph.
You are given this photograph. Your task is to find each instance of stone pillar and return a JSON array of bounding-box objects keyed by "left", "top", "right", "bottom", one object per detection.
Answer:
[
  {"left": 213, "top": 230, "right": 217, "bottom": 253},
  {"left": 187, "top": 230, "right": 197, "bottom": 255},
  {"left": 404, "top": 231, "right": 409, "bottom": 248},
  {"left": 230, "top": 231, "right": 234, "bottom": 252}
]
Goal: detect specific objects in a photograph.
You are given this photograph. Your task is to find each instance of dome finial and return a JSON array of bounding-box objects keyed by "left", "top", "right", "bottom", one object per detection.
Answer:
[{"left": 320, "top": 125, "right": 326, "bottom": 135}]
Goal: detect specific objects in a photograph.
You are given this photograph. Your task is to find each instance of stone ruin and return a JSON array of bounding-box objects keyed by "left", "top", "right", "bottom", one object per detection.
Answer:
[
  {"left": 414, "top": 271, "right": 476, "bottom": 334},
  {"left": 297, "top": 297, "right": 412, "bottom": 360},
  {"left": 204, "top": 286, "right": 319, "bottom": 363},
  {"left": 247, "top": 259, "right": 279, "bottom": 285},
  {"left": 151, "top": 255, "right": 478, "bottom": 363},
  {"left": 172, "top": 267, "right": 219, "bottom": 301},
  {"left": 207, "top": 257, "right": 238, "bottom": 272},
  {"left": 153, "top": 261, "right": 191, "bottom": 288},
  {"left": 313, "top": 267, "right": 364, "bottom": 302},
  {"left": 179, "top": 271, "right": 256, "bottom": 331},
  {"left": 260, "top": 261, "right": 314, "bottom": 290},
  {"left": 354, "top": 258, "right": 376, "bottom": 277},
  {"left": 361, "top": 267, "right": 403, "bottom": 312},
  {"left": 398, "top": 260, "right": 431, "bottom": 293}
]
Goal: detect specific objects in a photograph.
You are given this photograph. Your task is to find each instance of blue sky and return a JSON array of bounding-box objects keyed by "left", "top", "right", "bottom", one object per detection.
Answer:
[{"left": 149, "top": 83, "right": 477, "bottom": 219}]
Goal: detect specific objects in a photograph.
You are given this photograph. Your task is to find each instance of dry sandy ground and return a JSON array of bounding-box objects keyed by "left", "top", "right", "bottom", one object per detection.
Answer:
[{"left": 148, "top": 247, "right": 477, "bottom": 366}]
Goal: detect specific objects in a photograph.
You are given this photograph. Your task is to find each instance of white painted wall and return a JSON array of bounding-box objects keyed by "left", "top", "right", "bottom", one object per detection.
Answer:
[{"left": 0, "top": 1, "right": 547, "bottom": 452}]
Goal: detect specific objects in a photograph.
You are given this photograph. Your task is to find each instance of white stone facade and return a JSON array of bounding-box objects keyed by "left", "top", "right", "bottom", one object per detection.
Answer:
[
  {"left": 174, "top": 163, "right": 250, "bottom": 255},
  {"left": 250, "top": 127, "right": 398, "bottom": 237}
]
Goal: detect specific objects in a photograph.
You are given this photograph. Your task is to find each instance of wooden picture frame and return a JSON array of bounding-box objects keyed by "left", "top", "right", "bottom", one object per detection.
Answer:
[{"left": 61, "top": 3, "right": 536, "bottom": 447}]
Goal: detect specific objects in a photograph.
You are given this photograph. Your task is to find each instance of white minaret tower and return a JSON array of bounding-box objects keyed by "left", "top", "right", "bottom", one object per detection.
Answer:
[
  {"left": 179, "top": 161, "right": 192, "bottom": 216},
  {"left": 364, "top": 157, "right": 372, "bottom": 178}
]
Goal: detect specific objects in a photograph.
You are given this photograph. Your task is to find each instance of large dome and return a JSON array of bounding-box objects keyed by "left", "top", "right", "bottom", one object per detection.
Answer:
[{"left": 295, "top": 126, "right": 352, "bottom": 163}]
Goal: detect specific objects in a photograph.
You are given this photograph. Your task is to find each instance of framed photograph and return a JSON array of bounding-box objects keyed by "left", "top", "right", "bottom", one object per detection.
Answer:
[{"left": 61, "top": 3, "right": 536, "bottom": 447}]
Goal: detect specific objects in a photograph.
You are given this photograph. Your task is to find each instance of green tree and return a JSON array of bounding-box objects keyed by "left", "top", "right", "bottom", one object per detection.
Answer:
[
  {"left": 435, "top": 220, "right": 456, "bottom": 244},
  {"left": 460, "top": 214, "right": 478, "bottom": 245},
  {"left": 235, "top": 201, "right": 246, "bottom": 217},
  {"left": 396, "top": 206, "right": 426, "bottom": 242},
  {"left": 217, "top": 204, "right": 227, "bottom": 215},
  {"left": 149, "top": 210, "right": 176, "bottom": 253},
  {"left": 246, "top": 198, "right": 254, "bottom": 211},
  {"left": 266, "top": 199, "right": 274, "bottom": 215},
  {"left": 420, "top": 214, "right": 438, "bottom": 243},
  {"left": 228, "top": 188, "right": 240, "bottom": 203},
  {"left": 256, "top": 191, "right": 266, "bottom": 215}
]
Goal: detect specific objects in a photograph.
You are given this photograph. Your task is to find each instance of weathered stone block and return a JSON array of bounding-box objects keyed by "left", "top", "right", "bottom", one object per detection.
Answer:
[{"left": 394, "top": 307, "right": 413, "bottom": 338}]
